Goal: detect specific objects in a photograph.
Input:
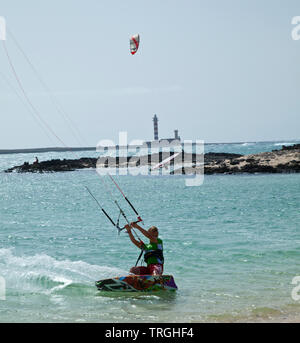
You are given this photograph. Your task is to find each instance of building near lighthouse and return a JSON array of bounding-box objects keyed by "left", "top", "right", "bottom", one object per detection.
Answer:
[{"left": 152, "top": 114, "right": 181, "bottom": 144}]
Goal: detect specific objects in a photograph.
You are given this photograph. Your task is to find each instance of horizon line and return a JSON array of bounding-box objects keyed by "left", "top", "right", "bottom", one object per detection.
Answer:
[{"left": 0, "top": 139, "right": 299, "bottom": 155}]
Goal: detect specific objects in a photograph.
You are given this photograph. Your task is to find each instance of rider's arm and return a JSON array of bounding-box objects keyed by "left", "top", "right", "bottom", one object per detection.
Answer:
[{"left": 125, "top": 225, "right": 144, "bottom": 249}]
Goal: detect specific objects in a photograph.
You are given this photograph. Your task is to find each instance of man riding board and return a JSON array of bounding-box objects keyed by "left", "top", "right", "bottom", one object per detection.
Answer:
[{"left": 125, "top": 222, "right": 164, "bottom": 276}]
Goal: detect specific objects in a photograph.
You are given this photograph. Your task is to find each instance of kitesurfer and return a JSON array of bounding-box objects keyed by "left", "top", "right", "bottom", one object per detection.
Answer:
[{"left": 125, "top": 223, "right": 164, "bottom": 275}]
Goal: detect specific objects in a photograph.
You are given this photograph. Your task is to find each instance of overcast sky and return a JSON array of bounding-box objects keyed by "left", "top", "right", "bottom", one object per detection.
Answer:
[{"left": 0, "top": 0, "right": 299, "bottom": 149}]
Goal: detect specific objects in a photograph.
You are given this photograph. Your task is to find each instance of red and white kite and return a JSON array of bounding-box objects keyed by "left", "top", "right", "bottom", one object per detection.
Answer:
[{"left": 130, "top": 34, "right": 140, "bottom": 55}]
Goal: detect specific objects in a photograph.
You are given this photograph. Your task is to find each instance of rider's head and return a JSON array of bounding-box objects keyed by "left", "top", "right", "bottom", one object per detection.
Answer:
[{"left": 148, "top": 226, "right": 159, "bottom": 238}]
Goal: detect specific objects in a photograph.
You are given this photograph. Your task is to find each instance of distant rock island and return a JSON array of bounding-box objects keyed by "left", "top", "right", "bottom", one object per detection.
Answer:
[
  {"left": 201, "top": 143, "right": 300, "bottom": 175},
  {"left": 4, "top": 144, "right": 300, "bottom": 174},
  {"left": 3, "top": 152, "right": 239, "bottom": 173}
]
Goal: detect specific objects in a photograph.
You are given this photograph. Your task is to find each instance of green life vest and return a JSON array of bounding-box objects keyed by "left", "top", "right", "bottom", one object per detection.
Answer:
[{"left": 143, "top": 238, "right": 164, "bottom": 265}]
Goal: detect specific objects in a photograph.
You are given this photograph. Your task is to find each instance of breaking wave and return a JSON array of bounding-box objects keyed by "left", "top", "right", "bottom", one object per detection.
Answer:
[{"left": 0, "top": 248, "right": 127, "bottom": 295}]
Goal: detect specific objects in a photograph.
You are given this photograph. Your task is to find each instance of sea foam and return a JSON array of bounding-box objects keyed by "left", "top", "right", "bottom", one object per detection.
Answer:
[{"left": 0, "top": 248, "right": 127, "bottom": 294}]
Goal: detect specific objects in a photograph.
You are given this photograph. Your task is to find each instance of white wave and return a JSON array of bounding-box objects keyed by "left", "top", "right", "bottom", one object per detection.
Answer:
[
  {"left": 0, "top": 248, "right": 127, "bottom": 294},
  {"left": 241, "top": 143, "right": 255, "bottom": 146},
  {"left": 273, "top": 142, "right": 296, "bottom": 146}
]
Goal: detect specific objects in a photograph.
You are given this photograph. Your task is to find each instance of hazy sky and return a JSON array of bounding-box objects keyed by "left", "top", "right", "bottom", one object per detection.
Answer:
[{"left": 0, "top": 0, "right": 299, "bottom": 149}]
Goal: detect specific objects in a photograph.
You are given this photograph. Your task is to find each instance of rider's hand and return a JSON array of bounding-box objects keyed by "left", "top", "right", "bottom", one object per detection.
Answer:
[{"left": 125, "top": 224, "right": 132, "bottom": 231}]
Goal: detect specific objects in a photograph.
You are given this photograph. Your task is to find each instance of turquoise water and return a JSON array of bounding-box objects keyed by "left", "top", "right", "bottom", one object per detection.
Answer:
[{"left": 0, "top": 141, "right": 300, "bottom": 322}]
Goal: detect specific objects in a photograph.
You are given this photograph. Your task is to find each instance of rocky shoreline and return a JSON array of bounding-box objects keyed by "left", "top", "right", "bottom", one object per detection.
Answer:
[
  {"left": 201, "top": 143, "right": 300, "bottom": 175},
  {"left": 3, "top": 152, "right": 240, "bottom": 173},
  {"left": 4, "top": 144, "right": 300, "bottom": 174}
]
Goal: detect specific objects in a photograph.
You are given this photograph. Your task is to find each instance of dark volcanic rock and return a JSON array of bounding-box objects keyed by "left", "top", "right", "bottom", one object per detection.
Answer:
[{"left": 5, "top": 158, "right": 97, "bottom": 173}]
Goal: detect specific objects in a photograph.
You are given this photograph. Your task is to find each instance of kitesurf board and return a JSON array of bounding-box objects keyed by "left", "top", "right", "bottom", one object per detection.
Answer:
[{"left": 95, "top": 275, "right": 177, "bottom": 292}]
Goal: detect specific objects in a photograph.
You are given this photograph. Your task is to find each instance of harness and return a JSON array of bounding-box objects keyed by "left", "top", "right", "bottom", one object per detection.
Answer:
[
  {"left": 135, "top": 245, "right": 164, "bottom": 267},
  {"left": 144, "top": 249, "right": 164, "bottom": 264}
]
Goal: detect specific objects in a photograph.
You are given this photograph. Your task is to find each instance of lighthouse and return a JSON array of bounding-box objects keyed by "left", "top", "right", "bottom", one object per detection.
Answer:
[
  {"left": 153, "top": 114, "right": 159, "bottom": 141},
  {"left": 150, "top": 114, "right": 181, "bottom": 144}
]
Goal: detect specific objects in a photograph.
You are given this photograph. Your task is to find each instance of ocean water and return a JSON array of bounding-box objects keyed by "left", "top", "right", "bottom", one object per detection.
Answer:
[{"left": 0, "top": 140, "right": 300, "bottom": 323}]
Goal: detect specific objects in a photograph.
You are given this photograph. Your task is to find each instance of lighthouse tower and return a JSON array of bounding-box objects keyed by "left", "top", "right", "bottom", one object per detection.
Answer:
[{"left": 153, "top": 114, "right": 159, "bottom": 141}]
